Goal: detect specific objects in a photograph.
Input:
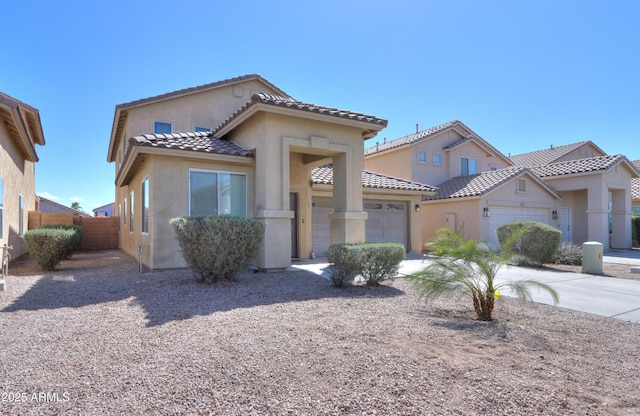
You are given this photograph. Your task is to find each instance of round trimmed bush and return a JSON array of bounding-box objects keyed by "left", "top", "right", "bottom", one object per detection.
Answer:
[
  {"left": 497, "top": 220, "right": 561, "bottom": 265},
  {"left": 170, "top": 215, "right": 265, "bottom": 283}
]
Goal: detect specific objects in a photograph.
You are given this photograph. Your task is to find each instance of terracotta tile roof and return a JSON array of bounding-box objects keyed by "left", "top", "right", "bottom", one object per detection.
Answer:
[
  {"left": 364, "top": 120, "right": 458, "bottom": 156},
  {"left": 312, "top": 165, "right": 437, "bottom": 192},
  {"left": 529, "top": 154, "right": 629, "bottom": 178},
  {"left": 424, "top": 167, "right": 559, "bottom": 201},
  {"left": 509, "top": 141, "right": 594, "bottom": 167},
  {"left": 115, "top": 74, "right": 289, "bottom": 110},
  {"left": 129, "top": 131, "right": 253, "bottom": 158},
  {"left": 213, "top": 93, "right": 388, "bottom": 138}
]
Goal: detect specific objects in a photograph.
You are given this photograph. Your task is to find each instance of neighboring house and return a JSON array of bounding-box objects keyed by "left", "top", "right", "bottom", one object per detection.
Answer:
[
  {"left": 107, "top": 74, "right": 433, "bottom": 271},
  {"left": 36, "top": 196, "right": 92, "bottom": 217},
  {"left": 92, "top": 202, "right": 114, "bottom": 217},
  {"left": 365, "top": 121, "right": 640, "bottom": 250},
  {"left": 0, "top": 92, "right": 46, "bottom": 258},
  {"left": 633, "top": 160, "right": 640, "bottom": 216}
]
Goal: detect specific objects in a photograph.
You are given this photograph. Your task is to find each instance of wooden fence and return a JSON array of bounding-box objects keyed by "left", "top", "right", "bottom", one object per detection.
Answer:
[{"left": 28, "top": 212, "right": 119, "bottom": 250}]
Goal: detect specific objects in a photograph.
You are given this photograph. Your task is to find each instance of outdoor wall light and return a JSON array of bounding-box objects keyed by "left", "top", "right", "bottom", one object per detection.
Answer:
[
  {"left": 415, "top": 203, "right": 421, "bottom": 212},
  {"left": 552, "top": 210, "right": 558, "bottom": 219},
  {"left": 483, "top": 207, "right": 491, "bottom": 217}
]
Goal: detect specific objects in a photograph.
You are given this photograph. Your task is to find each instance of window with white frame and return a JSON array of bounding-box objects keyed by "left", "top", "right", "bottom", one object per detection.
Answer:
[
  {"left": 461, "top": 157, "right": 477, "bottom": 176},
  {"left": 123, "top": 198, "right": 127, "bottom": 225},
  {"left": 129, "top": 191, "right": 134, "bottom": 232},
  {"left": 433, "top": 153, "right": 442, "bottom": 165},
  {"left": 417, "top": 151, "right": 427, "bottom": 164},
  {"left": 154, "top": 121, "right": 172, "bottom": 134},
  {"left": 189, "top": 170, "right": 247, "bottom": 217},
  {"left": 118, "top": 204, "right": 121, "bottom": 231},
  {"left": 142, "top": 178, "right": 149, "bottom": 233},
  {"left": 18, "top": 194, "right": 24, "bottom": 236}
]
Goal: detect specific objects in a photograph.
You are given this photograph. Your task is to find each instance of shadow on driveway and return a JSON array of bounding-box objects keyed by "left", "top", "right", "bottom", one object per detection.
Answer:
[{"left": 1, "top": 249, "right": 404, "bottom": 327}]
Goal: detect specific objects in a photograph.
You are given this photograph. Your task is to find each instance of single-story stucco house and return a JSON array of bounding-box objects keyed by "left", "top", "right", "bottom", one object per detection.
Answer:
[
  {"left": 365, "top": 121, "right": 640, "bottom": 250},
  {"left": 107, "top": 74, "right": 434, "bottom": 271}
]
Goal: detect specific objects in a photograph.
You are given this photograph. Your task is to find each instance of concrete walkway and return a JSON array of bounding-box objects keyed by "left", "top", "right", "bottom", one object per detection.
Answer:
[{"left": 291, "top": 249, "right": 640, "bottom": 323}]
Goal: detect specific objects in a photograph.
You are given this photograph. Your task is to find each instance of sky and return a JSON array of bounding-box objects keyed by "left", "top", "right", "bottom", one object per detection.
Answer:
[{"left": 2, "top": 0, "right": 639, "bottom": 212}]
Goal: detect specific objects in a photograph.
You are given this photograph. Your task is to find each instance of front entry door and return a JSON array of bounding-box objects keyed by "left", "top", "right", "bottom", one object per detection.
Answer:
[
  {"left": 290, "top": 193, "right": 298, "bottom": 258},
  {"left": 560, "top": 208, "right": 572, "bottom": 243}
]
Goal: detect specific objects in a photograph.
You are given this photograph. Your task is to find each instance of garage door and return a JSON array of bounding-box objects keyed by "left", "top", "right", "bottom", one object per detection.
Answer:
[
  {"left": 311, "top": 198, "right": 408, "bottom": 257},
  {"left": 364, "top": 201, "right": 408, "bottom": 250},
  {"left": 488, "top": 207, "right": 548, "bottom": 249}
]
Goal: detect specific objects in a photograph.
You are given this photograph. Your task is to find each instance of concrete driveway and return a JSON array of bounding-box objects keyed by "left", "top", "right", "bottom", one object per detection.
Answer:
[{"left": 292, "top": 249, "right": 640, "bottom": 323}]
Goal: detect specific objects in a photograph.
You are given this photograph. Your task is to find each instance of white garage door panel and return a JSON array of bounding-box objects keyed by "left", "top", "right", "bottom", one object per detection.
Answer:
[
  {"left": 488, "top": 207, "right": 548, "bottom": 249},
  {"left": 312, "top": 198, "right": 408, "bottom": 257}
]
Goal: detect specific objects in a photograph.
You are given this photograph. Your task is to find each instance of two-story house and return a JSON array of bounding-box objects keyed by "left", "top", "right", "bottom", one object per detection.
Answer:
[
  {"left": 365, "top": 120, "right": 639, "bottom": 250},
  {"left": 107, "top": 74, "right": 434, "bottom": 271},
  {"left": 0, "top": 92, "right": 46, "bottom": 259}
]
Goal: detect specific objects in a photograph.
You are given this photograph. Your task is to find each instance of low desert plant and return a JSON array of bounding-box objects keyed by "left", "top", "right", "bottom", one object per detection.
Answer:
[
  {"left": 23, "top": 228, "right": 77, "bottom": 270},
  {"left": 170, "top": 215, "right": 265, "bottom": 283},
  {"left": 39, "top": 223, "right": 83, "bottom": 258},
  {"left": 327, "top": 244, "right": 361, "bottom": 287},
  {"left": 327, "top": 242, "right": 406, "bottom": 287},
  {"left": 409, "top": 228, "right": 559, "bottom": 321},
  {"left": 359, "top": 243, "right": 406, "bottom": 286},
  {"left": 555, "top": 242, "right": 582, "bottom": 265},
  {"left": 497, "top": 221, "right": 561, "bottom": 265}
]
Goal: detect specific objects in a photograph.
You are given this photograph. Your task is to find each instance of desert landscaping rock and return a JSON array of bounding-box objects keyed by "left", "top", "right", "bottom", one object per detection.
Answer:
[{"left": 1, "top": 250, "right": 639, "bottom": 415}]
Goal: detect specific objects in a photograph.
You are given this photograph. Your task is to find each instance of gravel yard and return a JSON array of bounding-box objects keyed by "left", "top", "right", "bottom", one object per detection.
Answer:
[{"left": 1, "top": 250, "right": 639, "bottom": 415}]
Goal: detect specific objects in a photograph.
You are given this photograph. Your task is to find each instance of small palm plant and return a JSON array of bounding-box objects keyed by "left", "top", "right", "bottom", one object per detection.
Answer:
[{"left": 409, "top": 228, "right": 559, "bottom": 321}]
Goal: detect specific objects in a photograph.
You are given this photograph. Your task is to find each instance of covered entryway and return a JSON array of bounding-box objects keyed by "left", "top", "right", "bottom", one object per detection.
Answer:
[
  {"left": 488, "top": 207, "right": 548, "bottom": 249},
  {"left": 312, "top": 197, "right": 408, "bottom": 257}
]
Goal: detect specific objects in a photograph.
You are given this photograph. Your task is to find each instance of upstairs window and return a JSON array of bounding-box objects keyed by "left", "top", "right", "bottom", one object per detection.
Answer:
[
  {"left": 154, "top": 121, "right": 172, "bottom": 134},
  {"left": 433, "top": 153, "right": 442, "bottom": 165},
  {"left": 417, "top": 151, "right": 427, "bottom": 164},
  {"left": 461, "top": 157, "right": 477, "bottom": 176},
  {"left": 194, "top": 126, "right": 211, "bottom": 133}
]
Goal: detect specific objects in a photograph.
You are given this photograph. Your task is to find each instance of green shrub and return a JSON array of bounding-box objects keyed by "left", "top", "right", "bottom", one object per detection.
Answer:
[
  {"left": 497, "top": 221, "right": 561, "bottom": 265},
  {"left": 39, "top": 223, "right": 83, "bottom": 258},
  {"left": 170, "top": 215, "right": 265, "bottom": 283},
  {"left": 327, "top": 242, "right": 405, "bottom": 287},
  {"left": 327, "top": 244, "right": 361, "bottom": 287},
  {"left": 359, "top": 243, "right": 406, "bottom": 286},
  {"left": 555, "top": 242, "right": 582, "bottom": 265},
  {"left": 24, "top": 228, "right": 77, "bottom": 270}
]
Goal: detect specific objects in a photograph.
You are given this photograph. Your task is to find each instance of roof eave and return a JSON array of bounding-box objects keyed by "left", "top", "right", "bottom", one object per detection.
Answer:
[
  {"left": 216, "top": 103, "right": 387, "bottom": 140},
  {"left": 115, "top": 145, "right": 254, "bottom": 187}
]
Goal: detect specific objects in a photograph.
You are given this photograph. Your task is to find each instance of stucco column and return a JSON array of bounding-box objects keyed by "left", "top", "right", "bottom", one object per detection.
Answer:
[
  {"left": 329, "top": 152, "right": 367, "bottom": 245},
  {"left": 586, "top": 181, "right": 610, "bottom": 249},
  {"left": 253, "top": 143, "right": 294, "bottom": 271},
  {"left": 611, "top": 189, "right": 632, "bottom": 249}
]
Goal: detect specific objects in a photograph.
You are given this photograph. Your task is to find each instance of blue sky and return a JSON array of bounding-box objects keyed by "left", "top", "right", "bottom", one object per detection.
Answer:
[{"left": 3, "top": 0, "right": 639, "bottom": 212}]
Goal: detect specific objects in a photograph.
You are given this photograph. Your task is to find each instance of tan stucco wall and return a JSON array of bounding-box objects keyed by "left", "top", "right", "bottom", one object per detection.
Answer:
[
  {"left": 0, "top": 122, "right": 36, "bottom": 258},
  {"left": 542, "top": 165, "right": 635, "bottom": 248},
  {"left": 365, "top": 129, "right": 509, "bottom": 187},
  {"left": 422, "top": 174, "right": 557, "bottom": 247},
  {"left": 116, "top": 153, "right": 255, "bottom": 270}
]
